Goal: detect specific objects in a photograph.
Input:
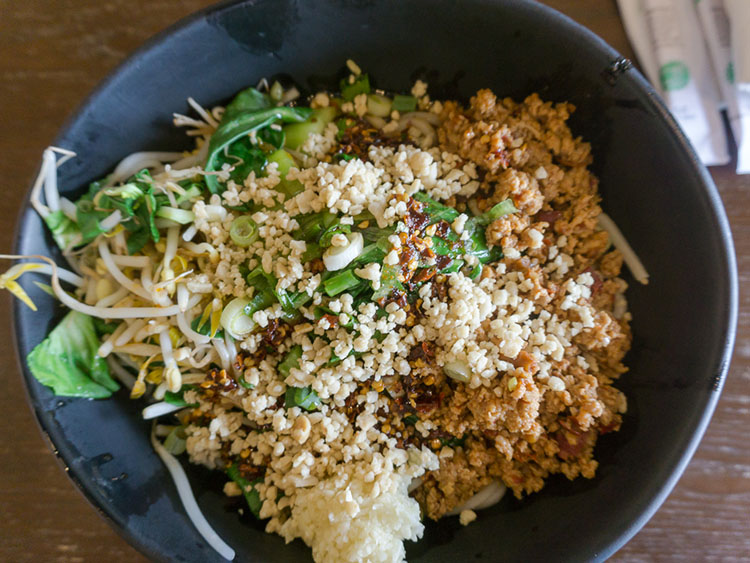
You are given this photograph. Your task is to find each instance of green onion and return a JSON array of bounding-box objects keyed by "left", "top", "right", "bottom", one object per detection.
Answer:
[
  {"left": 507, "top": 376, "right": 518, "bottom": 391},
  {"left": 285, "top": 386, "right": 321, "bottom": 411},
  {"left": 440, "top": 435, "right": 466, "bottom": 448},
  {"left": 156, "top": 206, "right": 195, "bottom": 224},
  {"left": 475, "top": 198, "right": 518, "bottom": 225},
  {"left": 164, "top": 426, "right": 187, "bottom": 455},
  {"left": 269, "top": 81, "right": 283, "bottom": 102},
  {"left": 284, "top": 107, "right": 338, "bottom": 149},
  {"left": 469, "top": 263, "right": 483, "bottom": 280},
  {"left": 237, "top": 375, "right": 254, "bottom": 389},
  {"left": 294, "top": 211, "right": 337, "bottom": 242},
  {"left": 301, "top": 242, "right": 323, "bottom": 262},
  {"left": 175, "top": 184, "right": 203, "bottom": 206},
  {"left": 319, "top": 223, "right": 352, "bottom": 249},
  {"left": 392, "top": 94, "right": 417, "bottom": 112},
  {"left": 322, "top": 232, "right": 364, "bottom": 271},
  {"left": 366, "top": 94, "right": 392, "bottom": 117},
  {"left": 226, "top": 463, "right": 263, "bottom": 518},
  {"left": 372, "top": 264, "right": 404, "bottom": 301},
  {"left": 323, "top": 269, "right": 363, "bottom": 297},
  {"left": 220, "top": 297, "right": 256, "bottom": 338},
  {"left": 230, "top": 216, "right": 259, "bottom": 247},
  {"left": 443, "top": 360, "right": 471, "bottom": 383},
  {"left": 340, "top": 74, "right": 371, "bottom": 101},
  {"left": 278, "top": 345, "right": 303, "bottom": 378},
  {"left": 163, "top": 389, "right": 197, "bottom": 407},
  {"left": 413, "top": 191, "right": 460, "bottom": 223},
  {"left": 267, "top": 149, "right": 303, "bottom": 198}
]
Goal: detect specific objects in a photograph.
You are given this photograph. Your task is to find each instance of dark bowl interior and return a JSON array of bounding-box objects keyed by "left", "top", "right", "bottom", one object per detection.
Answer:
[{"left": 13, "top": 0, "right": 737, "bottom": 562}]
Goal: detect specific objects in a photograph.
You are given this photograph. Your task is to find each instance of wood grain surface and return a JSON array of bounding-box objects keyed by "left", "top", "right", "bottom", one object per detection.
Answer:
[{"left": 0, "top": 1, "right": 748, "bottom": 561}]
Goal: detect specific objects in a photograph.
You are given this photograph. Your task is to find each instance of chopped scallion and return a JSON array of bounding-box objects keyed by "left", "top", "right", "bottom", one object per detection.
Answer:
[
  {"left": 278, "top": 345, "right": 303, "bottom": 378},
  {"left": 230, "top": 216, "right": 259, "bottom": 247},
  {"left": 392, "top": 94, "right": 417, "bottom": 112}
]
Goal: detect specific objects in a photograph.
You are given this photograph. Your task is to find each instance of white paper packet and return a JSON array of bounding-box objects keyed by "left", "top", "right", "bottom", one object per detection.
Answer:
[
  {"left": 723, "top": 0, "right": 750, "bottom": 85},
  {"left": 617, "top": 0, "right": 730, "bottom": 166},
  {"left": 720, "top": 0, "right": 750, "bottom": 172}
]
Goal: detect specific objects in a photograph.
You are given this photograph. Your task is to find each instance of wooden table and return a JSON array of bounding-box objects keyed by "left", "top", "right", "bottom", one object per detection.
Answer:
[{"left": 1, "top": 1, "right": 748, "bottom": 561}]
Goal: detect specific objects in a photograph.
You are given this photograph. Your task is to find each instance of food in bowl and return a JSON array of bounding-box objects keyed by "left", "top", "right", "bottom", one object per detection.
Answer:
[{"left": 6, "top": 61, "right": 648, "bottom": 562}]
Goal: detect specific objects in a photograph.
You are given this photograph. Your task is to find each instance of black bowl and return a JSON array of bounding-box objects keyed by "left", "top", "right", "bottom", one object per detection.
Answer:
[{"left": 13, "top": 0, "right": 737, "bottom": 561}]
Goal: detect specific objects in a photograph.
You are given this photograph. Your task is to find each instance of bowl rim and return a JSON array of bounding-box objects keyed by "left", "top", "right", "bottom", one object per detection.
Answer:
[{"left": 11, "top": 0, "right": 738, "bottom": 561}]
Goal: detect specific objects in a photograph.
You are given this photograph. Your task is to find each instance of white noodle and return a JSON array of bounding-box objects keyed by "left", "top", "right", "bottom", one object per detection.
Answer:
[
  {"left": 187, "top": 346, "right": 216, "bottom": 369},
  {"left": 365, "top": 115, "right": 387, "bottom": 129},
  {"left": 50, "top": 146, "right": 76, "bottom": 167},
  {"left": 140, "top": 263, "right": 154, "bottom": 291},
  {"left": 142, "top": 401, "right": 184, "bottom": 420},
  {"left": 97, "top": 322, "right": 129, "bottom": 358},
  {"left": 99, "top": 210, "right": 123, "bottom": 233},
  {"left": 181, "top": 224, "right": 198, "bottom": 242},
  {"left": 183, "top": 242, "right": 218, "bottom": 259},
  {"left": 150, "top": 429, "right": 235, "bottom": 561},
  {"left": 213, "top": 338, "right": 231, "bottom": 371},
  {"left": 20, "top": 262, "right": 85, "bottom": 287},
  {"left": 113, "top": 230, "right": 127, "bottom": 254},
  {"left": 176, "top": 283, "right": 189, "bottom": 311},
  {"left": 187, "top": 97, "right": 219, "bottom": 129},
  {"left": 95, "top": 286, "right": 129, "bottom": 308},
  {"left": 204, "top": 205, "right": 227, "bottom": 222},
  {"left": 280, "top": 87, "right": 300, "bottom": 104},
  {"left": 154, "top": 218, "right": 180, "bottom": 230},
  {"left": 109, "top": 254, "right": 152, "bottom": 268},
  {"left": 170, "top": 142, "right": 209, "bottom": 170},
  {"left": 398, "top": 111, "right": 441, "bottom": 126},
  {"left": 106, "top": 151, "right": 183, "bottom": 186},
  {"left": 29, "top": 155, "right": 51, "bottom": 218},
  {"left": 448, "top": 481, "right": 507, "bottom": 515},
  {"left": 84, "top": 277, "right": 98, "bottom": 305},
  {"left": 160, "top": 328, "right": 182, "bottom": 393},
  {"left": 113, "top": 343, "right": 163, "bottom": 356},
  {"left": 106, "top": 356, "right": 136, "bottom": 389},
  {"left": 163, "top": 226, "right": 180, "bottom": 279},
  {"left": 114, "top": 318, "right": 148, "bottom": 347},
  {"left": 176, "top": 311, "right": 211, "bottom": 345},
  {"left": 97, "top": 241, "right": 153, "bottom": 301},
  {"left": 597, "top": 213, "right": 649, "bottom": 285},
  {"left": 59, "top": 197, "right": 78, "bottom": 221},
  {"left": 42, "top": 148, "right": 60, "bottom": 213},
  {"left": 224, "top": 333, "right": 238, "bottom": 374},
  {"left": 113, "top": 352, "right": 140, "bottom": 371}
]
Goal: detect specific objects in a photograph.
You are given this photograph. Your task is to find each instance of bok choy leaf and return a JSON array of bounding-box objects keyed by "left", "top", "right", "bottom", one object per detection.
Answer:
[{"left": 27, "top": 311, "right": 119, "bottom": 399}]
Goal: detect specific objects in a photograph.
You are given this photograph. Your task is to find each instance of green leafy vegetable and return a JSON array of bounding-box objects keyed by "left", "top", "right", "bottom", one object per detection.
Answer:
[
  {"left": 340, "top": 73, "right": 371, "bottom": 101},
  {"left": 285, "top": 386, "right": 321, "bottom": 411},
  {"left": 205, "top": 106, "right": 312, "bottom": 193},
  {"left": 43, "top": 210, "right": 81, "bottom": 250},
  {"left": 278, "top": 345, "right": 303, "bottom": 378},
  {"left": 163, "top": 389, "right": 197, "bottom": 408},
  {"left": 223, "top": 87, "right": 272, "bottom": 120},
  {"left": 215, "top": 137, "right": 267, "bottom": 185},
  {"left": 75, "top": 170, "right": 167, "bottom": 254},
  {"left": 391, "top": 94, "right": 417, "bottom": 112},
  {"left": 226, "top": 463, "right": 263, "bottom": 518},
  {"left": 440, "top": 435, "right": 466, "bottom": 448},
  {"left": 27, "top": 311, "right": 119, "bottom": 399},
  {"left": 473, "top": 199, "right": 517, "bottom": 226}
]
